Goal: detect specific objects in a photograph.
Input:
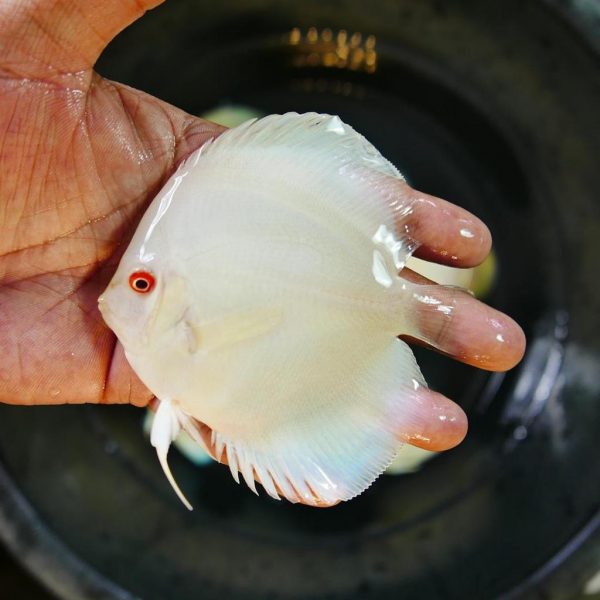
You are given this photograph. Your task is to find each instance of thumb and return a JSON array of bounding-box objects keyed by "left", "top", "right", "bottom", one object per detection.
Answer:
[{"left": 0, "top": 0, "right": 164, "bottom": 78}]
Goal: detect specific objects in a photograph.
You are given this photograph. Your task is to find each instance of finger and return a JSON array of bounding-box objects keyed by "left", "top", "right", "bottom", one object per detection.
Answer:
[
  {"left": 103, "top": 341, "right": 155, "bottom": 408},
  {"left": 395, "top": 181, "right": 492, "bottom": 268},
  {"left": 400, "top": 268, "right": 526, "bottom": 371},
  {"left": 0, "top": 0, "right": 165, "bottom": 78},
  {"left": 394, "top": 386, "right": 468, "bottom": 452}
]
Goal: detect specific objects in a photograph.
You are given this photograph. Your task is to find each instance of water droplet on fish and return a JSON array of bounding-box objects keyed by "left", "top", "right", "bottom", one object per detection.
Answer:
[{"left": 50, "top": 388, "right": 61, "bottom": 398}]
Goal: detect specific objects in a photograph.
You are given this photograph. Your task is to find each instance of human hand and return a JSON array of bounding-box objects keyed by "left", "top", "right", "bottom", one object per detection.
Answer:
[
  {"left": 0, "top": 0, "right": 223, "bottom": 406},
  {"left": 0, "top": 1, "right": 524, "bottom": 454}
]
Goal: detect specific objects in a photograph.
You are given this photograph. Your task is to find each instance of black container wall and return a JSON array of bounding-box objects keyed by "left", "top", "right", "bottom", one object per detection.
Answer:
[{"left": 1, "top": 1, "right": 599, "bottom": 599}]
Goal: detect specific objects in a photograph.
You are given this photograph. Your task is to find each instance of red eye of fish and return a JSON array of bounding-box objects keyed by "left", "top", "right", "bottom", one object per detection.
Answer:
[{"left": 129, "top": 271, "right": 156, "bottom": 294}]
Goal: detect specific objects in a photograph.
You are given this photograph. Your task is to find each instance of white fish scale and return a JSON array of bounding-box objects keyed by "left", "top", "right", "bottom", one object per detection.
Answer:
[
  {"left": 161, "top": 188, "right": 408, "bottom": 335},
  {"left": 190, "top": 152, "right": 401, "bottom": 253},
  {"left": 155, "top": 124, "right": 415, "bottom": 301},
  {"left": 182, "top": 320, "right": 373, "bottom": 425},
  {"left": 179, "top": 327, "right": 419, "bottom": 488},
  {"left": 100, "top": 112, "right": 428, "bottom": 508},
  {"left": 184, "top": 118, "right": 403, "bottom": 235},
  {"left": 169, "top": 169, "right": 377, "bottom": 263}
]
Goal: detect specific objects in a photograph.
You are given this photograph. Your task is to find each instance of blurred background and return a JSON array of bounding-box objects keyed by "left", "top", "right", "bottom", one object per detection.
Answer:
[{"left": 1, "top": 0, "right": 599, "bottom": 598}]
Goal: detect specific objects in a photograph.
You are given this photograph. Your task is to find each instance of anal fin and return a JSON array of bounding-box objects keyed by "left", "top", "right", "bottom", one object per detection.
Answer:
[{"left": 203, "top": 339, "right": 431, "bottom": 507}]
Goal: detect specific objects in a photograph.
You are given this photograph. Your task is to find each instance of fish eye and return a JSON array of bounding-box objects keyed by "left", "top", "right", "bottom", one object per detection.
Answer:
[{"left": 128, "top": 271, "right": 156, "bottom": 294}]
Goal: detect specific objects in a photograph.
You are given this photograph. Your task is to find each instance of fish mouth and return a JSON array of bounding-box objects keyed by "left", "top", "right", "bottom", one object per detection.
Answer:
[{"left": 97, "top": 295, "right": 115, "bottom": 328}]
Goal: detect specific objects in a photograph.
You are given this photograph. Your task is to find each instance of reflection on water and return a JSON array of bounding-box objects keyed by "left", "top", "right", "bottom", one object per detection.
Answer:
[
  {"left": 501, "top": 310, "right": 569, "bottom": 451},
  {"left": 288, "top": 27, "right": 377, "bottom": 73}
]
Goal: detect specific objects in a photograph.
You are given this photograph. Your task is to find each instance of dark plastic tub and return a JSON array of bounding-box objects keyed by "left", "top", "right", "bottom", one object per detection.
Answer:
[{"left": 1, "top": 1, "right": 599, "bottom": 598}]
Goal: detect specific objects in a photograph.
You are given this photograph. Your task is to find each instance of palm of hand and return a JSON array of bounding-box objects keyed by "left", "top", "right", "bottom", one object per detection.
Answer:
[{"left": 0, "top": 48, "right": 221, "bottom": 405}]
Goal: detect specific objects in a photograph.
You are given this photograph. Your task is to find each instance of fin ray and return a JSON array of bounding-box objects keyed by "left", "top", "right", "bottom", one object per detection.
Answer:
[{"left": 150, "top": 399, "right": 194, "bottom": 511}]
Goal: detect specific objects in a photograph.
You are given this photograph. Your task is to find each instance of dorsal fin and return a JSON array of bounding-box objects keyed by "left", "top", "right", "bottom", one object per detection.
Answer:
[
  {"left": 194, "top": 112, "right": 401, "bottom": 180},
  {"left": 185, "top": 112, "right": 414, "bottom": 272}
]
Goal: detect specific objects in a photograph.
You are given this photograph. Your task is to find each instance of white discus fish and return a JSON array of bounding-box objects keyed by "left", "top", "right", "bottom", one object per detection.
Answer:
[{"left": 98, "top": 112, "right": 455, "bottom": 509}]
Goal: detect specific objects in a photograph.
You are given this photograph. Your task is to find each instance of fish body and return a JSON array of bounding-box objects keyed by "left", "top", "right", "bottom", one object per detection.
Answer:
[{"left": 99, "top": 113, "right": 430, "bottom": 507}]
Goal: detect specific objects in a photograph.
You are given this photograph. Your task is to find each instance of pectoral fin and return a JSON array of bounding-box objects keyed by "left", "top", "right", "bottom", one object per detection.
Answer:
[
  {"left": 185, "top": 307, "right": 282, "bottom": 354},
  {"left": 148, "top": 276, "right": 189, "bottom": 336}
]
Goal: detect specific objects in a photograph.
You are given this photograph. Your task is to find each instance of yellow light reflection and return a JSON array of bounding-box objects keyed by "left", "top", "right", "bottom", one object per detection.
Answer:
[{"left": 287, "top": 27, "right": 377, "bottom": 74}]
